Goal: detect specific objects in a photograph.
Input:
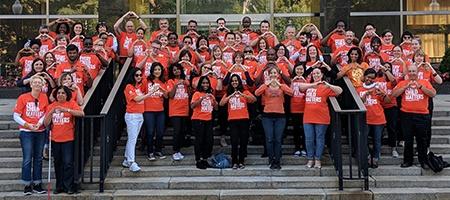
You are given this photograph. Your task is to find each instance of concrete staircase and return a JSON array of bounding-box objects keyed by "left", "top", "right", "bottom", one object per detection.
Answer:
[{"left": 0, "top": 100, "right": 450, "bottom": 199}]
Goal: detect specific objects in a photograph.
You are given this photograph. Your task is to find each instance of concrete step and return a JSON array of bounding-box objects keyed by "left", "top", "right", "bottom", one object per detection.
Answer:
[
  {"left": 432, "top": 117, "right": 450, "bottom": 126},
  {"left": 0, "top": 114, "right": 12, "bottom": 121},
  {"left": 0, "top": 121, "right": 18, "bottom": 130},
  {"left": 432, "top": 110, "right": 450, "bottom": 117},
  {"left": 0, "top": 130, "right": 19, "bottom": 139},
  {"left": 432, "top": 126, "right": 450, "bottom": 135},
  {"left": 372, "top": 175, "right": 450, "bottom": 188}
]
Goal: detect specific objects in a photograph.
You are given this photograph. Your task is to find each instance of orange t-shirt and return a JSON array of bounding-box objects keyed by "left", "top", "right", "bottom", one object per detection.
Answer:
[
  {"left": 55, "top": 61, "right": 88, "bottom": 95},
  {"left": 374, "top": 77, "right": 397, "bottom": 108},
  {"left": 401, "top": 43, "right": 413, "bottom": 58},
  {"left": 70, "top": 37, "right": 84, "bottom": 51},
  {"left": 380, "top": 44, "right": 394, "bottom": 60},
  {"left": 53, "top": 49, "right": 68, "bottom": 64},
  {"left": 47, "top": 100, "right": 81, "bottom": 142},
  {"left": 332, "top": 44, "right": 355, "bottom": 66},
  {"left": 357, "top": 87, "right": 386, "bottom": 125},
  {"left": 394, "top": 79, "right": 434, "bottom": 114},
  {"left": 222, "top": 90, "right": 252, "bottom": 120},
  {"left": 191, "top": 91, "right": 214, "bottom": 121},
  {"left": 327, "top": 33, "right": 345, "bottom": 53},
  {"left": 118, "top": 32, "right": 137, "bottom": 57},
  {"left": 303, "top": 84, "right": 338, "bottom": 124},
  {"left": 290, "top": 79, "right": 306, "bottom": 113},
  {"left": 92, "top": 35, "right": 114, "bottom": 49},
  {"left": 167, "top": 46, "right": 180, "bottom": 59},
  {"left": 167, "top": 79, "right": 190, "bottom": 117},
  {"left": 143, "top": 79, "right": 166, "bottom": 112},
  {"left": 417, "top": 66, "right": 433, "bottom": 83},
  {"left": 14, "top": 92, "right": 48, "bottom": 132},
  {"left": 150, "top": 30, "right": 171, "bottom": 42},
  {"left": 282, "top": 39, "right": 302, "bottom": 56},
  {"left": 390, "top": 59, "right": 409, "bottom": 82},
  {"left": 132, "top": 40, "right": 147, "bottom": 58},
  {"left": 341, "top": 62, "right": 369, "bottom": 88},
  {"left": 241, "top": 30, "right": 259, "bottom": 46},
  {"left": 124, "top": 83, "right": 145, "bottom": 113},
  {"left": 360, "top": 36, "right": 373, "bottom": 54},
  {"left": 19, "top": 56, "right": 36, "bottom": 78},
  {"left": 222, "top": 47, "right": 235, "bottom": 65},
  {"left": 137, "top": 54, "right": 170, "bottom": 77},
  {"left": 255, "top": 84, "right": 293, "bottom": 114},
  {"left": 198, "top": 49, "right": 212, "bottom": 63},
  {"left": 39, "top": 38, "right": 55, "bottom": 57},
  {"left": 79, "top": 52, "right": 102, "bottom": 79},
  {"left": 364, "top": 53, "right": 383, "bottom": 70}
]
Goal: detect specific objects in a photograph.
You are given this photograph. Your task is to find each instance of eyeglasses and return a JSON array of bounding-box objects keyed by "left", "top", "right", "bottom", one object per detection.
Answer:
[
  {"left": 244, "top": 51, "right": 253, "bottom": 53},
  {"left": 40, "top": 31, "right": 49, "bottom": 34},
  {"left": 98, "top": 22, "right": 107, "bottom": 25},
  {"left": 403, "top": 36, "right": 411, "bottom": 39}
]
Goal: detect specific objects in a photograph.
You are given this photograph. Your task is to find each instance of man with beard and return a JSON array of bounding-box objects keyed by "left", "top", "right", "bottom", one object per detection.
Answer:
[
  {"left": 179, "top": 20, "right": 200, "bottom": 49},
  {"left": 150, "top": 18, "right": 172, "bottom": 42},
  {"left": 289, "top": 32, "right": 311, "bottom": 63},
  {"left": 55, "top": 44, "right": 93, "bottom": 95},
  {"left": 216, "top": 18, "right": 230, "bottom": 42},
  {"left": 251, "top": 20, "right": 279, "bottom": 49}
]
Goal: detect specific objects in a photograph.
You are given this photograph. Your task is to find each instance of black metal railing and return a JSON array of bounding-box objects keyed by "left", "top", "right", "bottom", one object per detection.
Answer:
[
  {"left": 98, "top": 57, "right": 132, "bottom": 192},
  {"left": 329, "top": 77, "right": 369, "bottom": 190},
  {"left": 73, "top": 59, "right": 117, "bottom": 191}
]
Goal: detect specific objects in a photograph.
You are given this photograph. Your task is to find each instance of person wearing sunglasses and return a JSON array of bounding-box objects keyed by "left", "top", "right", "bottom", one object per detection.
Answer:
[{"left": 13, "top": 76, "right": 49, "bottom": 195}]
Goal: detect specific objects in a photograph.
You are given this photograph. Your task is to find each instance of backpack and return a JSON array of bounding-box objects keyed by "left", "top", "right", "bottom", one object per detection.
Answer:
[
  {"left": 427, "top": 151, "right": 450, "bottom": 173},
  {"left": 208, "top": 153, "right": 232, "bottom": 169}
]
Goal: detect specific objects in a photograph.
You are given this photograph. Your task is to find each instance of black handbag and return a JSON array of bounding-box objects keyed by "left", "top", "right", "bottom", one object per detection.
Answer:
[{"left": 427, "top": 151, "right": 450, "bottom": 173}]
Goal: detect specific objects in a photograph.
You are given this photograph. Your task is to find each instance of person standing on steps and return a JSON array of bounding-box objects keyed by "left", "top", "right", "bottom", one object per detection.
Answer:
[
  {"left": 392, "top": 64, "right": 436, "bottom": 169},
  {"left": 122, "top": 68, "right": 152, "bottom": 172},
  {"left": 191, "top": 76, "right": 219, "bottom": 169},
  {"left": 44, "top": 85, "right": 84, "bottom": 194},
  {"left": 14, "top": 76, "right": 49, "bottom": 195}
]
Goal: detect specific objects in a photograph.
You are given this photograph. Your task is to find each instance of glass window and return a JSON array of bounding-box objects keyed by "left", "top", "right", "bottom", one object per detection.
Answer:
[
  {"left": 406, "top": 0, "right": 450, "bottom": 11},
  {"left": 351, "top": 0, "right": 400, "bottom": 12},
  {"left": 349, "top": 16, "right": 401, "bottom": 43},
  {"left": 275, "top": 0, "right": 319, "bottom": 13},
  {"left": 273, "top": 17, "right": 320, "bottom": 39},
  {"left": 181, "top": 0, "right": 269, "bottom": 14},
  {"left": 416, "top": 33, "right": 446, "bottom": 58},
  {"left": 50, "top": 0, "right": 98, "bottom": 15},
  {"left": 0, "top": 1, "right": 46, "bottom": 15}
]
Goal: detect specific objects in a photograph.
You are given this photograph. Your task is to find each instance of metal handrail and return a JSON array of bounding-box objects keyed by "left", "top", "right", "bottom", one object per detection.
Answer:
[
  {"left": 98, "top": 57, "right": 132, "bottom": 192},
  {"left": 329, "top": 77, "right": 369, "bottom": 191}
]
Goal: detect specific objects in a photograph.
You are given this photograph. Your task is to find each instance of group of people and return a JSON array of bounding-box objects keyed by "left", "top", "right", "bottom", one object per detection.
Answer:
[{"left": 13, "top": 10, "right": 442, "bottom": 195}]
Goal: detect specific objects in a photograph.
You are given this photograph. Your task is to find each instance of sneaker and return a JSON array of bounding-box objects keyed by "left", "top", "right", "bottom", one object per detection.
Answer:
[
  {"left": 239, "top": 163, "right": 245, "bottom": 169},
  {"left": 129, "top": 162, "right": 141, "bottom": 172},
  {"left": 306, "top": 160, "right": 314, "bottom": 168},
  {"left": 293, "top": 151, "right": 301, "bottom": 157},
  {"left": 232, "top": 164, "right": 239, "bottom": 170},
  {"left": 32, "top": 183, "right": 46, "bottom": 194},
  {"left": 172, "top": 152, "right": 184, "bottom": 161},
  {"left": 314, "top": 160, "right": 322, "bottom": 169},
  {"left": 122, "top": 159, "right": 130, "bottom": 168},
  {"left": 155, "top": 152, "right": 166, "bottom": 159},
  {"left": 398, "top": 141, "right": 405, "bottom": 147},
  {"left": 392, "top": 148, "right": 399, "bottom": 158},
  {"left": 148, "top": 153, "right": 156, "bottom": 161},
  {"left": 220, "top": 136, "right": 228, "bottom": 147},
  {"left": 24, "top": 185, "right": 32, "bottom": 195},
  {"left": 300, "top": 150, "right": 307, "bottom": 157}
]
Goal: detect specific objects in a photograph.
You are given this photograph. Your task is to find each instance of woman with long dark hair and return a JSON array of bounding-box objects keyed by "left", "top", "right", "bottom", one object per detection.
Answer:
[
  {"left": 167, "top": 63, "right": 190, "bottom": 161},
  {"left": 191, "top": 76, "right": 218, "bottom": 169},
  {"left": 122, "top": 68, "right": 151, "bottom": 172},
  {"left": 143, "top": 62, "right": 168, "bottom": 160},
  {"left": 220, "top": 74, "right": 256, "bottom": 169}
]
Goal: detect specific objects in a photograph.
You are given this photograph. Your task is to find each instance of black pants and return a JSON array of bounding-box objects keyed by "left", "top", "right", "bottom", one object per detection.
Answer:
[
  {"left": 401, "top": 113, "right": 429, "bottom": 165},
  {"left": 192, "top": 120, "right": 213, "bottom": 161},
  {"left": 229, "top": 120, "right": 250, "bottom": 164},
  {"left": 384, "top": 106, "right": 399, "bottom": 147},
  {"left": 291, "top": 113, "right": 305, "bottom": 151},
  {"left": 171, "top": 116, "right": 188, "bottom": 152},
  {"left": 52, "top": 141, "right": 74, "bottom": 192}
]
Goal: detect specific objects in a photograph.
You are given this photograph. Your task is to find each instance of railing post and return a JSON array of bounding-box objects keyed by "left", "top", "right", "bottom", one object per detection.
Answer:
[{"left": 99, "top": 116, "right": 106, "bottom": 192}]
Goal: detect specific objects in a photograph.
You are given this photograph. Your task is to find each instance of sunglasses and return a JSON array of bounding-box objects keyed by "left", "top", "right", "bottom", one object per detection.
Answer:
[
  {"left": 244, "top": 51, "right": 253, "bottom": 53},
  {"left": 40, "top": 31, "right": 49, "bottom": 34},
  {"left": 135, "top": 73, "right": 142, "bottom": 77}
]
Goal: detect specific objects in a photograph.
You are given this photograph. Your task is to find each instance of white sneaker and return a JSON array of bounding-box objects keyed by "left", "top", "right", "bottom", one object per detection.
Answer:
[
  {"left": 129, "top": 162, "right": 141, "bottom": 172},
  {"left": 148, "top": 153, "right": 156, "bottom": 161},
  {"left": 300, "top": 150, "right": 307, "bottom": 157},
  {"left": 172, "top": 152, "right": 184, "bottom": 161},
  {"left": 293, "top": 151, "right": 301, "bottom": 157},
  {"left": 122, "top": 159, "right": 130, "bottom": 168},
  {"left": 392, "top": 149, "right": 399, "bottom": 158}
]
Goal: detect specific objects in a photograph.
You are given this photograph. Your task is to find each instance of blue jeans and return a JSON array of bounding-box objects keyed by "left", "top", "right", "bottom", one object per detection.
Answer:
[
  {"left": 368, "top": 125, "right": 384, "bottom": 160},
  {"left": 20, "top": 131, "right": 45, "bottom": 185},
  {"left": 261, "top": 116, "right": 286, "bottom": 164},
  {"left": 144, "top": 111, "right": 165, "bottom": 154},
  {"left": 304, "top": 124, "right": 328, "bottom": 160}
]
